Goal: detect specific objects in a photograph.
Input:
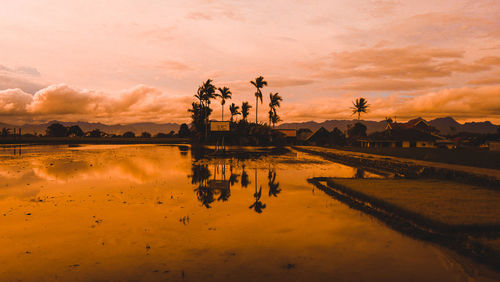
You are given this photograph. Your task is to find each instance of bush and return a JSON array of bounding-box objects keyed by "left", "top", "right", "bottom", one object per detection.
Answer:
[
  {"left": 140, "top": 132, "right": 152, "bottom": 138},
  {"left": 123, "top": 131, "right": 135, "bottom": 138}
]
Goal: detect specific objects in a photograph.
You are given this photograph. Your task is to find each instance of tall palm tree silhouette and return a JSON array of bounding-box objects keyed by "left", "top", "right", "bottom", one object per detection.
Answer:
[
  {"left": 216, "top": 86, "right": 232, "bottom": 121},
  {"left": 351, "top": 98, "right": 369, "bottom": 120},
  {"left": 268, "top": 92, "right": 282, "bottom": 127},
  {"left": 229, "top": 103, "right": 241, "bottom": 122},
  {"left": 195, "top": 79, "right": 217, "bottom": 140},
  {"left": 241, "top": 101, "right": 252, "bottom": 122},
  {"left": 250, "top": 76, "right": 267, "bottom": 124}
]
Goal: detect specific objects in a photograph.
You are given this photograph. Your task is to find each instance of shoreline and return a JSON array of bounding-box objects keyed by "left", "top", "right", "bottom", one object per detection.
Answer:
[{"left": 294, "top": 146, "right": 500, "bottom": 189}]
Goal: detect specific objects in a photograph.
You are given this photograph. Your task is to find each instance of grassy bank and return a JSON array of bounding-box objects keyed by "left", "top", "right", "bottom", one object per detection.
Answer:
[
  {"left": 308, "top": 178, "right": 500, "bottom": 270},
  {"left": 330, "top": 146, "right": 500, "bottom": 170},
  {"left": 325, "top": 178, "right": 500, "bottom": 232},
  {"left": 0, "top": 136, "right": 189, "bottom": 145}
]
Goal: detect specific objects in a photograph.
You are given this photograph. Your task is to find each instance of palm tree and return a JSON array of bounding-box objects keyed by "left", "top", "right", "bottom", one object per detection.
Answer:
[
  {"left": 268, "top": 92, "right": 282, "bottom": 127},
  {"left": 229, "top": 103, "right": 241, "bottom": 122},
  {"left": 270, "top": 111, "right": 281, "bottom": 127},
  {"left": 216, "top": 86, "right": 232, "bottom": 121},
  {"left": 195, "top": 79, "right": 216, "bottom": 140},
  {"left": 241, "top": 101, "right": 252, "bottom": 122},
  {"left": 351, "top": 98, "right": 369, "bottom": 120},
  {"left": 250, "top": 76, "right": 267, "bottom": 123}
]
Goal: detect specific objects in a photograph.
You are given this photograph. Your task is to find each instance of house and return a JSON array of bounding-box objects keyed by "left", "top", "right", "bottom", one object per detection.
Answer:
[
  {"left": 386, "top": 117, "right": 434, "bottom": 133},
  {"left": 306, "top": 127, "right": 331, "bottom": 145},
  {"left": 360, "top": 128, "right": 440, "bottom": 148}
]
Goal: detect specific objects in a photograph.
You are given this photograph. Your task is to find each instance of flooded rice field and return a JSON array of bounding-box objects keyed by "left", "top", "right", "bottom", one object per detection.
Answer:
[{"left": 0, "top": 144, "right": 498, "bottom": 281}]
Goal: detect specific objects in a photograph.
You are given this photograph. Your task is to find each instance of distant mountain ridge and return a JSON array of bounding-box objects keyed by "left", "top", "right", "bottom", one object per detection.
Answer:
[
  {"left": 1, "top": 117, "right": 498, "bottom": 135},
  {"left": 278, "top": 117, "right": 499, "bottom": 135}
]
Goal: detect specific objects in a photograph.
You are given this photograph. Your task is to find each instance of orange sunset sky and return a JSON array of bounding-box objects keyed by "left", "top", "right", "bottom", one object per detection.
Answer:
[{"left": 1, "top": 0, "right": 500, "bottom": 125}]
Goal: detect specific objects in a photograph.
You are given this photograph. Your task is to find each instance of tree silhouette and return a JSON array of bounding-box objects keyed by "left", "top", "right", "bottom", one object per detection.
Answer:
[
  {"left": 348, "top": 122, "right": 367, "bottom": 141},
  {"left": 216, "top": 86, "right": 232, "bottom": 121},
  {"left": 68, "top": 125, "right": 84, "bottom": 137},
  {"left": 140, "top": 132, "right": 151, "bottom": 138},
  {"left": 268, "top": 92, "right": 283, "bottom": 127},
  {"left": 351, "top": 98, "right": 369, "bottom": 120},
  {"left": 250, "top": 76, "right": 267, "bottom": 124},
  {"left": 46, "top": 123, "right": 67, "bottom": 137},
  {"left": 229, "top": 103, "right": 241, "bottom": 122},
  {"left": 123, "top": 131, "right": 135, "bottom": 138},
  {"left": 89, "top": 129, "right": 103, "bottom": 137},
  {"left": 1, "top": 128, "right": 11, "bottom": 137},
  {"left": 241, "top": 101, "right": 252, "bottom": 122},
  {"left": 193, "top": 79, "right": 216, "bottom": 140},
  {"left": 178, "top": 123, "right": 190, "bottom": 138}
]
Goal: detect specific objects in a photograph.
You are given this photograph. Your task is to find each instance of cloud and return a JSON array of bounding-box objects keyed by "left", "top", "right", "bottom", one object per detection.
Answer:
[
  {"left": 467, "top": 77, "right": 500, "bottom": 85},
  {"left": 159, "top": 59, "right": 193, "bottom": 72},
  {"left": 186, "top": 11, "right": 213, "bottom": 20},
  {"left": 0, "top": 88, "right": 34, "bottom": 114},
  {"left": 268, "top": 77, "right": 316, "bottom": 88},
  {"left": 331, "top": 79, "right": 443, "bottom": 91},
  {"left": 393, "top": 85, "right": 500, "bottom": 119},
  {"left": 361, "top": 0, "right": 401, "bottom": 17},
  {"left": 275, "top": 85, "right": 500, "bottom": 122},
  {"left": 0, "top": 84, "right": 192, "bottom": 124},
  {"left": 0, "top": 64, "right": 46, "bottom": 93},
  {"left": 310, "top": 46, "right": 492, "bottom": 80}
]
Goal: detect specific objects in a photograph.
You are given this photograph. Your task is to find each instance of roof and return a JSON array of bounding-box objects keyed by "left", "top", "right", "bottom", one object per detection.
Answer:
[
  {"left": 276, "top": 129, "right": 297, "bottom": 137},
  {"left": 363, "top": 128, "right": 440, "bottom": 142},
  {"left": 386, "top": 117, "right": 431, "bottom": 131},
  {"left": 307, "top": 127, "right": 330, "bottom": 141}
]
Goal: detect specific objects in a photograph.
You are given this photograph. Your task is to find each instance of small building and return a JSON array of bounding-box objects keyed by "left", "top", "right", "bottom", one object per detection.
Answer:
[
  {"left": 276, "top": 129, "right": 297, "bottom": 138},
  {"left": 306, "top": 127, "right": 331, "bottom": 145},
  {"left": 360, "top": 128, "right": 440, "bottom": 148}
]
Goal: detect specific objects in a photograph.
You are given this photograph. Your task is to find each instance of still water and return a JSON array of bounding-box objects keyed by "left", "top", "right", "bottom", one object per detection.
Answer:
[{"left": 0, "top": 145, "right": 496, "bottom": 281}]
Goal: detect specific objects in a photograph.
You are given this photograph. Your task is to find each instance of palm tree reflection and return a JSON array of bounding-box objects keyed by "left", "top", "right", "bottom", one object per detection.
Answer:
[
  {"left": 241, "top": 164, "right": 249, "bottom": 188},
  {"left": 190, "top": 163, "right": 215, "bottom": 208},
  {"left": 190, "top": 161, "right": 282, "bottom": 213},
  {"left": 268, "top": 169, "right": 281, "bottom": 197},
  {"left": 249, "top": 168, "right": 266, "bottom": 213}
]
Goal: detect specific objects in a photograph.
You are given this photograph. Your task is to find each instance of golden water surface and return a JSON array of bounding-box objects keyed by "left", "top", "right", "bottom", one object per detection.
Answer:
[{"left": 0, "top": 145, "right": 497, "bottom": 281}]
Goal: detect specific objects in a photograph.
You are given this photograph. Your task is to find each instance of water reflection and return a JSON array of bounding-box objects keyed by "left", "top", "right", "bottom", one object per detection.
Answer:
[
  {"left": 241, "top": 164, "right": 249, "bottom": 188},
  {"left": 268, "top": 169, "right": 281, "bottom": 197},
  {"left": 0, "top": 145, "right": 22, "bottom": 156},
  {"left": 189, "top": 160, "right": 283, "bottom": 214},
  {"left": 0, "top": 145, "right": 492, "bottom": 281}
]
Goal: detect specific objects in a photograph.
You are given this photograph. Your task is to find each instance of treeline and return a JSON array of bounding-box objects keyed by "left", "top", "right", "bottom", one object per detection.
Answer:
[{"left": 1, "top": 123, "right": 191, "bottom": 138}]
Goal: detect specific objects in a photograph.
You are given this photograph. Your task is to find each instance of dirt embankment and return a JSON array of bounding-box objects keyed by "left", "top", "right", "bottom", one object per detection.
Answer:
[{"left": 294, "top": 146, "right": 500, "bottom": 189}]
